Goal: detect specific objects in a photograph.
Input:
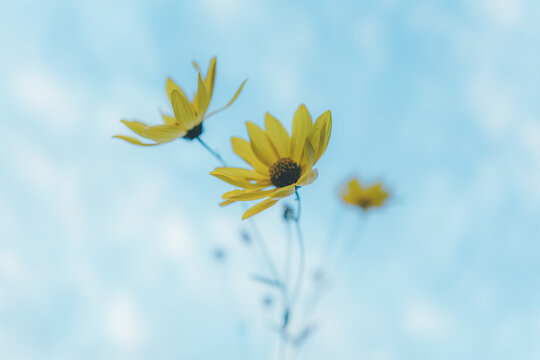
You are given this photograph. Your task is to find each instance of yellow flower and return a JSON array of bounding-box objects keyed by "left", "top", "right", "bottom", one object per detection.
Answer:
[
  {"left": 114, "top": 57, "right": 246, "bottom": 146},
  {"left": 211, "top": 105, "right": 332, "bottom": 220},
  {"left": 341, "top": 178, "right": 389, "bottom": 210}
]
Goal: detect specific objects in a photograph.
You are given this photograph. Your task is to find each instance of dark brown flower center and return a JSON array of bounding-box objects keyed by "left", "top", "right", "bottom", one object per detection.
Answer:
[
  {"left": 269, "top": 158, "right": 301, "bottom": 188},
  {"left": 183, "top": 123, "right": 203, "bottom": 140}
]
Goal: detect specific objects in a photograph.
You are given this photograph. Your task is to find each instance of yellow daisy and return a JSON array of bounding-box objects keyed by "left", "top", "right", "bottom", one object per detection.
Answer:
[
  {"left": 211, "top": 105, "right": 332, "bottom": 220},
  {"left": 114, "top": 57, "right": 246, "bottom": 146},
  {"left": 341, "top": 178, "right": 389, "bottom": 211}
]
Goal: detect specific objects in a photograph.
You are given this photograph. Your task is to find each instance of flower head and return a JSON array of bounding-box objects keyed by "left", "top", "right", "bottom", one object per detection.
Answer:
[
  {"left": 211, "top": 105, "right": 332, "bottom": 219},
  {"left": 115, "top": 57, "right": 246, "bottom": 146},
  {"left": 341, "top": 178, "right": 389, "bottom": 211}
]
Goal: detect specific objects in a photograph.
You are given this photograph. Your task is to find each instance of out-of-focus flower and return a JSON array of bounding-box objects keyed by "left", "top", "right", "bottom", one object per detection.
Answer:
[
  {"left": 114, "top": 57, "right": 246, "bottom": 146},
  {"left": 340, "top": 178, "right": 389, "bottom": 211},
  {"left": 211, "top": 105, "right": 332, "bottom": 219}
]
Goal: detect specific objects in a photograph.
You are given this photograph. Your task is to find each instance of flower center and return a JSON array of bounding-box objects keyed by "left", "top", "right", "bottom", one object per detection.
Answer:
[
  {"left": 183, "top": 123, "right": 203, "bottom": 140},
  {"left": 358, "top": 198, "right": 373, "bottom": 209},
  {"left": 269, "top": 157, "right": 302, "bottom": 188}
]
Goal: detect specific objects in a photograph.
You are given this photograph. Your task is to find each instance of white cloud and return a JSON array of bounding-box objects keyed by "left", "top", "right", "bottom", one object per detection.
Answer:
[
  {"left": 402, "top": 298, "right": 455, "bottom": 340},
  {"left": 10, "top": 66, "right": 82, "bottom": 133},
  {"left": 475, "top": 0, "right": 526, "bottom": 29},
  {"left": 159, "top": 211, "right": 195, "bottom": 260},
  {"left": 466, "top": 71, "right": 516, "bottom": 140},
  {"left": 105, "top": 292, "right": 145, "bottom": 351},
  {"left": 6, "top": 135, "right": 88, "bottom": 243},
  {"left": 108, "top": 175, "right": 167, "bottom": 241}
]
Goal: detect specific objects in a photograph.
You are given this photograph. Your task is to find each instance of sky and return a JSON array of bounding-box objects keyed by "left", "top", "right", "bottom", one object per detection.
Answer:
[{"left": 1, "top": 0, "right": 540, "bottom": 359}]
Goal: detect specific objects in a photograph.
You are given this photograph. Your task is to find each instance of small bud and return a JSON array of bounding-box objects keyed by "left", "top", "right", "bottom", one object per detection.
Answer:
[
  {"left": 262, "top": 295, "right": 274, "bottom": 308},
  {"left": 212, "top": 247, "right": 226, "bottom": 262},
  {"left": 240, "top": 229, "right": 251, "bottom": 245},
  {"left": 283, "top": 204, "right": 295, "bottom": 221}
]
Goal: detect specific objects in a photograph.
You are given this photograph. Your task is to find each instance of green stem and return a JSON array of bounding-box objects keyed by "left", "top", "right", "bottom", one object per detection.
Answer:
[
  {"left": 197, "top": 136, "right": 282, "bottom": 284},
  {"left": 197, "top": 136, "right": 227, "bottom": 166},
  {"left": 290, "top": 189, "right": 305, "bottom": 305}
]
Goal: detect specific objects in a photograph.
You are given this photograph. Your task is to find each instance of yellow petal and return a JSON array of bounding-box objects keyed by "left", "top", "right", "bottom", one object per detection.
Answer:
[
  {"left": 307, "top": 110, "right": 331, "bottom": 162},
  {"left": 265, "top": 113, "right": 290, "bottom": 158},
  {"left": 220, "top": 199, "right": 235, "bottom": 206},
  {"left": 242, "top": 198, "right": 279, "bottom": 220},
  {"left": 195, "top": 73, "right": 210, "bottom": 122},
  {"left": 113, "top": 135, "right": 158, "bottom": 146},
  {"left": 171, "top": 89, "right": 197, "bottom": 130},
  {"left": 211, "top": 167, "right": 268, "bottom": 181},
  {"left": 143, "top": 125, "right": 186, "bottom": 143},
  {"left": 270, "top": 184, "right": 296, "bottom": 199},
  {"left": 192, "top": 60, "right": 201, "bottom": 73},
  {"left": 223, "top": 188, "right": 275, "bottom": 201},
  {"left": 246, "top": 122, "right": 279, "bottom": 167},
  {"left": 231, "top": 137, "right": 268, "bottom": 175},
  {"left": 205, "top": 57, "right": 217, "bottom": 99},
  {"left": 120, "top": 120, "right": 147, "bottom": 137},
  {"left": 319, "top": 110, "right": 332, "bottom": 159},
  {"left": 210, "top": 171, "right": 266, "bottom": 189},
  {"left": 298, "top": 168, "right": 318, "bottom": 186},
  {"left": 166, "top": 78, "right": 188, "bottom": 104},
  {"left": 204, "top": 80, "right": 247, "bottom": 119},
  {"left": 300, "top": 139, "right": 315, "bottom": 173},
  {"left": 290, "top": 104, "right": 312, "bottom": 162},
  {"left": 161, "top": 114, "right": 177, "bottom": 126}
]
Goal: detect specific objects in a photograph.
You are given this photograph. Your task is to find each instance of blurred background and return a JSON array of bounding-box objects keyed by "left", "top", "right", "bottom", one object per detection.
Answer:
[{"left": 1, "top": 0, "right": 540, "bottom": 359}]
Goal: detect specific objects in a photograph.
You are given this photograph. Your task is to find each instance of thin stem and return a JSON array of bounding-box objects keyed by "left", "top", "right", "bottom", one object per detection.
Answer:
[
  {"left": 196, "top": 136, "right": 281, "bottom": 283},
  {"left": 303, "top": 213, "right": 365, "bottom": 324},
  {"left": 284, "top": 221, "right": 293, "bottom": 290},
  {"left": 290, "top": 189, "right": 305, "bottom": 305},
  {"left": 249, "top": 218, "right": 282, "bottom": 284},
  {"left": 197, "top": 136, "right": 227, "bottom": 166},
  {"left": 333, "top": 212, "right": 365, "bottom": 274}
]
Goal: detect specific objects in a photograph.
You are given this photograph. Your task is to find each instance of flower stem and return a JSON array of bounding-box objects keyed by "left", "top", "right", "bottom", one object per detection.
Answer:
[
  {"left": 196, "top": 135, "right": 282, "bottom": 284},
  {"left": 290, "top": 189, "right": 305, "bottom": 305},
  {"left": 197, "top": 136, "right": 227, "bottom": 166}
]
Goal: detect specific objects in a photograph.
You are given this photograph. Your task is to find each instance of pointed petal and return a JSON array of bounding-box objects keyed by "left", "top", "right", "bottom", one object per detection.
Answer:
[
  {"left": 204, "top": 79, "right": 247, "bottom": 119},
  {"left": 192, "top": 60, "right": 201, "bottom": 73},
  {"left": 318, "top": 110, "right": 332, "bottom": 158},
  {"left": 171, "top": 89, "right": 197, "bottom": 130},
  {"left": 290, "top": 104, "right": 313, "bottom": 162},
  {"left": 231, "top": 137, "right": 268, "bottom": 175},
  {"left": 166, "top": 78, "right": 188, "bottom": 104},
  {"left": 220, "top": 199, "right": 235, "bottom": 206},
  {"left": 205, "top": 57, "right": 217, "bottom": 99},
  {"left": 300, "top": 139, "right": 315, "bottom": 173},
  {"left": 298, "top": 168, "right": 318, "bottom": 186},
  {"left": 223, "top": 188, "right": 275, "bottom": 201},
  {"left": 210, "top": 171, "right": 266, "bottom": 189},
  {"left": 242, "top": 199, "right": 279, "bottom": 220},
  {"left": 212, "top": 167, "right": 268, "bottom": 181},
  {"left": 113, "top": 135, "right": 158, "bottom": 146},
  {"left": 143, "top": 125, "right": 186, "bottom": 143},
  {"left": 246, "top": 121, "right": 279, "bottom": 167},
  {"left": 265, "top": 113, "right": 290, "bottom": 158},
  {"left": 120, "top": 120, "right": 147, "bottom": 137},
  {"left": 270, "top": 184, "right": 296, "bottom": 199},
  {"left": 196, "top": 73, "right": 210, "bottom": 122},
  {"left": 161, "top": 114, "right": 178, "bottom": 126}
]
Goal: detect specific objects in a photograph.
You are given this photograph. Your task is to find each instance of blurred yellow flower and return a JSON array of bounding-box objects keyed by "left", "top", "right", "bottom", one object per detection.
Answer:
[
  {"left": 341, "top": 178, "right": 389, "bottom": 210},
  {"left": 211, "top": 105, "right": 332, "bottom": 219},
  {"left": 115, "top": 57, "right": 246, "bottom": 146}
]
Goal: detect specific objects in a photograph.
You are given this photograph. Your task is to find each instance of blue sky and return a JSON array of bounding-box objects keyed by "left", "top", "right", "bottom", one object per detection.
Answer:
[{"left": 1, "top": 0, "right": 540, "bottom": 359}]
